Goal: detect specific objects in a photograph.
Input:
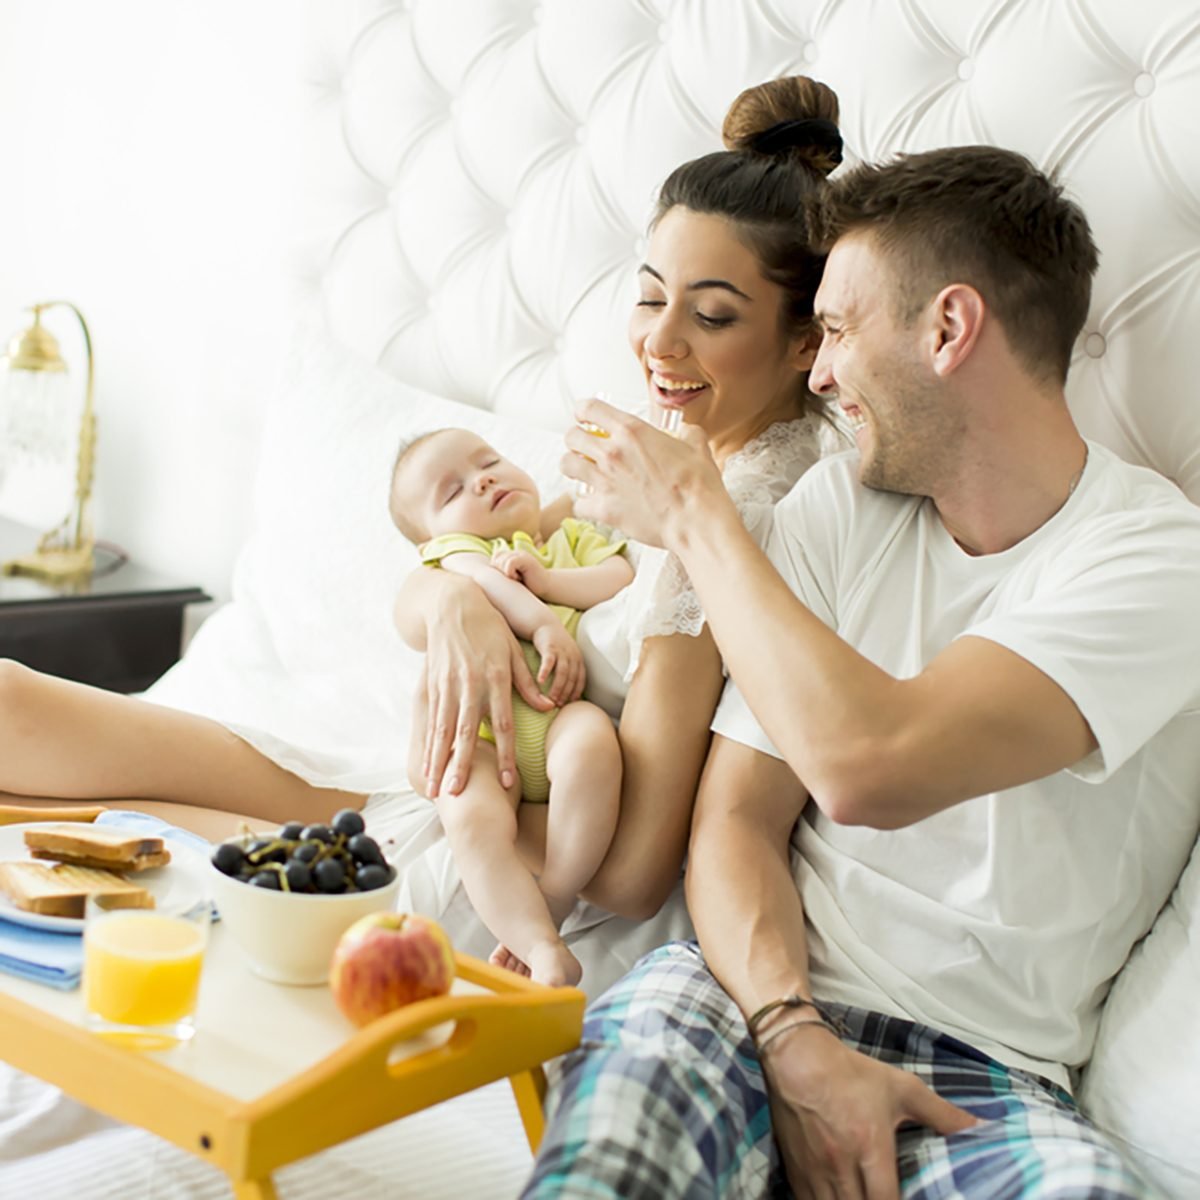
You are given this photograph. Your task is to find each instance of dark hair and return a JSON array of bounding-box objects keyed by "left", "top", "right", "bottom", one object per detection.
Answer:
[
  {"left": 388, "top": 429, "right": 448, "bottom": 544},
  {"left": 808, "top": 145, "right": 1099, "bottom": 384},
  {"left": 653, "top": 75, "right": 842, "bottom": 418}
]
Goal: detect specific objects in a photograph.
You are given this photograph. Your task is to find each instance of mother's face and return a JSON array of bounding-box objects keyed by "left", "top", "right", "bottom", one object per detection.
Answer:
[{"left": 628, "top": 206, "right": 810, "bottom": 452}]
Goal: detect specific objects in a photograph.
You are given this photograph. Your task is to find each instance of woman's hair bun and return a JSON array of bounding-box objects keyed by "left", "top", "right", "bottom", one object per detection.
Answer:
[{"left": 722, "top": 75, "right": 842, "bottom": 178}]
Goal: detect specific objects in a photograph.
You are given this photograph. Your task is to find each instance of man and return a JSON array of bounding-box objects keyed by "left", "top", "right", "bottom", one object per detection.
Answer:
[{"left": 524, "top": 146, "right": 1200, "bottom": 1198}]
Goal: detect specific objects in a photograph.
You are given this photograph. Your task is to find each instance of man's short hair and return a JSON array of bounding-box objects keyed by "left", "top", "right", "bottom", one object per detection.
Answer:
[
  {"left": 388, "top": 429, "right": 447, "bottom": 544},
  {"left": 809, "top": 145, "right": 1099, "bottom": 383}
]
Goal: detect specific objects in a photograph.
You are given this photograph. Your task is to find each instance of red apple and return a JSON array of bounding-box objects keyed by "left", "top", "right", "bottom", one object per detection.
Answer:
[{"left": 329, "top": 911, "right": 455, "bottom": 1026}]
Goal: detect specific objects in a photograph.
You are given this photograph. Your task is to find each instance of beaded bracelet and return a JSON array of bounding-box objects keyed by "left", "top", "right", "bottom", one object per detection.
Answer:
[
  {"left": 756, "top": 1017, "right": 840, "bottom": 1057},
  {"left": 746, "top": 993, "right": 846, "bottom": 1040}
]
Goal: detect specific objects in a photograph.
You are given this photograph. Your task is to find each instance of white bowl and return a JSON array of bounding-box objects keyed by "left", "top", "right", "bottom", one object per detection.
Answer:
[{"left": 208, "top": 842, "right": 401, "bottom": 986}]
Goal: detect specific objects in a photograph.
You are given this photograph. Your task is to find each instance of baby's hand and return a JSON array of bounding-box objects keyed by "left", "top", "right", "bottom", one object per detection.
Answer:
[
  {"left": 492, "top": 548, "right": 550, "bottom": 597},
  {"left": 531, "top": 621, "right": 586, "bottom": 705}
]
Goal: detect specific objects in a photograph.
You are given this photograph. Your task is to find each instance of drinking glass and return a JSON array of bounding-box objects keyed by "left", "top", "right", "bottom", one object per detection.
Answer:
[
  {"left": 576, "top": 392, "right": 682, "bottom": 496},
  {"left": 82, "top": 894, "right": 211, "bottom": 1050}
]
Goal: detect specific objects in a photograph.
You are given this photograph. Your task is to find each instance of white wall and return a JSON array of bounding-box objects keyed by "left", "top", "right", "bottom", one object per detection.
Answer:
[{"left": 0, "top": 0, "right": 316, "bottom": 603}]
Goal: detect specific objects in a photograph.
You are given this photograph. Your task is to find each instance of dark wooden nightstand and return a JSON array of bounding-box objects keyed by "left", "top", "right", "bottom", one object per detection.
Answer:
[{"left": 0, "top": 515, "right": 211, "bottom": 693}]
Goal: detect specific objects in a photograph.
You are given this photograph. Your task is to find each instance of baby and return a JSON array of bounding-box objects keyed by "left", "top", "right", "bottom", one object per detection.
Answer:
[{"left": 389, "top": 428, "right": 632, "bottom": 986}]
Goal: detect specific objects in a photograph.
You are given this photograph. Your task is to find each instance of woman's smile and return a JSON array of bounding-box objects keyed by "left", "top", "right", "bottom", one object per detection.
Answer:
[{"left": 651, "top": 371, "right": 708, "bottom": 407}]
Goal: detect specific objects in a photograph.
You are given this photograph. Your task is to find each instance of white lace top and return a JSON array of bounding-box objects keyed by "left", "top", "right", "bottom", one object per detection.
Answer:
[{"left": 576, "top": 413, "right": 826, "bottom": 718}]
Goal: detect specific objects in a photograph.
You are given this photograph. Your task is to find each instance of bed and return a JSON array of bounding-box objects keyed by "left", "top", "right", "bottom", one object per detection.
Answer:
[{"left": 2, "top": 1, "right": 1198, "bottom": 1196}]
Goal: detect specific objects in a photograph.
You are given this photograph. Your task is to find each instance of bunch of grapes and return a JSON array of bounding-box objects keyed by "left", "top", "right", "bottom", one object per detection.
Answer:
[{"left": 210, "top": 809, "right": 394, "bottom": 894}]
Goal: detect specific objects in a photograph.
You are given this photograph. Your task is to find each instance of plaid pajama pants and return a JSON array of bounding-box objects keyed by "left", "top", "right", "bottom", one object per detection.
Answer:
[{"left": 522, "top": 941, "right": 1152, "bottom": 1199}]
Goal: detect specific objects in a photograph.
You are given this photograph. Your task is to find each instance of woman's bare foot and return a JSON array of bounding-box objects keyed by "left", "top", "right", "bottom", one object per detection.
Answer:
[{"left": 489, "top": 944, "right": 531, "bottom": 977}]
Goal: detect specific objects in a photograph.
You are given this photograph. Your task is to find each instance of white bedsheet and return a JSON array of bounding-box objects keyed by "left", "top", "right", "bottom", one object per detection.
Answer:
[{"left": 0, "top": 1068, "right": 533, "bottom": 1200}]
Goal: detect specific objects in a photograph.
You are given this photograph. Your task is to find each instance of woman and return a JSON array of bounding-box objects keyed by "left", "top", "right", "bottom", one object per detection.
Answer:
[
  {"left": 0, "top": 74, "right": 841, "bottom": 875},
  {"left": 398, "top": 73, "right": 843, "bottom": 920}
]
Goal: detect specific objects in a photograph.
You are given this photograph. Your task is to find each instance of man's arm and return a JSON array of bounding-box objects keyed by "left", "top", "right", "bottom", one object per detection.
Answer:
[
  {"left": 672, "top": 504, "right": 1094, "bottom": 827},
  {"left": 565, "top": 402, "right": 1095, "bottom": 828},
  {"left": 688, "top": 735, "right": 975, "bottom": 1199}
]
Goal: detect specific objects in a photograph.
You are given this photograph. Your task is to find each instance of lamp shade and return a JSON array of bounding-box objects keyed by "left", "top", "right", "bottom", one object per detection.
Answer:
[
  {"left": 0, "top": 301, "right": 96, "bottom": 581},
  {"left": 4, "top": 315, "right": 67, "bottom": 373}
]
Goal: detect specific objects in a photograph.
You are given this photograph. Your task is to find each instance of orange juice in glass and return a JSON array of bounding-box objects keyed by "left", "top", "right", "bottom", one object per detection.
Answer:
[{"left": 83, "top": 897, "right": 210, "bottom": 1050}]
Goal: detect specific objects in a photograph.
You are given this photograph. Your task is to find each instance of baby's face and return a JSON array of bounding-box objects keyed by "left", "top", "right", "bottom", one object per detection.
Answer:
[{"left": 396, "top": 430, "right": 542, "bottom": 542}]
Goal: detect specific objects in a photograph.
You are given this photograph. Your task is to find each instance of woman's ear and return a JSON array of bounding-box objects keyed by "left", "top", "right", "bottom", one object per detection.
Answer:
[{"left": 789, "top": 325, "right": 823, "bottom": 373}]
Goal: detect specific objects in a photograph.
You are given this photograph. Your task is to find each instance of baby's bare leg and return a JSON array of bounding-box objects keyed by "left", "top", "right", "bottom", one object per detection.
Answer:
[
  {"left": 539, "top": 701, "right": 621, "bottom": 923},
  {"left": 436, "top": 742, "right": 579, "bottom": 987}
]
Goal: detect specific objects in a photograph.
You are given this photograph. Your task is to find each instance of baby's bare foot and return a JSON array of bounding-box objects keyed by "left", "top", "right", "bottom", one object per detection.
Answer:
[
  {"left": 489, "top": 944, "right": 531, "bottom": 977},
  {"left": 526, "top": 940, "right": 582, "bottom": 988}
]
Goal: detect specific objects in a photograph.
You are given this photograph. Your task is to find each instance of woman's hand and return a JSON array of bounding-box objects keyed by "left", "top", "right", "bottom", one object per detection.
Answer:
[
  {"left": 531, "top": 620, "right": 586, "bottom": 704},
  {"left": 563, "top": 398, "right": 727, "bottom": 549},
  {"left": 492, "top": 547, "right": 550, "bottom": 596},
  {"left": 419, "top": 576, "right": 552, "bottom": 797},
  {"left": 762, "top": 1026, "right": 978, "bottom": 1200}
]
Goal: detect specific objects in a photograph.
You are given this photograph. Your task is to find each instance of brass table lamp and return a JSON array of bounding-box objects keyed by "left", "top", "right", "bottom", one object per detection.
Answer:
[{"left": 0, "top": 301, "right": 96, "bottom": 582}]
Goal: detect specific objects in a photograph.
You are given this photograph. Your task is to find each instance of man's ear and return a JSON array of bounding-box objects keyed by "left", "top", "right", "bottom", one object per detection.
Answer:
[
  {"left": 789, "top": 324, "right": 823, "bottom": 372},
  {"left": 928, "top": 284, "right": 985, "bottom": 377}
]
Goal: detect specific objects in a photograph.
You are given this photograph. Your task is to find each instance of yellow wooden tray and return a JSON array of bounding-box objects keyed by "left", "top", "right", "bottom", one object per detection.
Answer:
[{"left": 0, "top": 943, "right": 584, "bottom": 1200}]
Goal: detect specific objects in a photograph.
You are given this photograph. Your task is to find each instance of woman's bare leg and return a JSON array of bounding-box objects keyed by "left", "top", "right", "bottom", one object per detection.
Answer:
[{"left": 0, "top": 660, "right": 365, "bottom": 831}]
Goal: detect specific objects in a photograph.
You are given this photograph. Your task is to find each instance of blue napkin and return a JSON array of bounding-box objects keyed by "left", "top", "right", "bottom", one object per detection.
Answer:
[
  {"left": 95, "top": 810, "right": 215, "bottom": 857},
  {"left": 0, "top": 919, "right": 83, "bottom": 989}
]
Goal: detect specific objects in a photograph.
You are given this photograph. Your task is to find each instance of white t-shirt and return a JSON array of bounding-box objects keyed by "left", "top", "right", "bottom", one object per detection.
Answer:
[{"left": 712, "top": 442, "right": 1200, "bottom": 1088}]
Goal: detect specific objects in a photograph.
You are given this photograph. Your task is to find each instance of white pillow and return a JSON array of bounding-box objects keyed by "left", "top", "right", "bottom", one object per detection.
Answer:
[
  {"left": 1079, "top": 834, "right": 1200, "bottom": 1199},
  {"left": 148, "top": 322, "right": 569, "bottom": 793}
]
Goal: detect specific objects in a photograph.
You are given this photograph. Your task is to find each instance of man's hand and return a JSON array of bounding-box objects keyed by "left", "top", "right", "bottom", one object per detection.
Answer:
[
  {"left": 419, "top": 582, "right": 552, "bottom": 797},
  {"left": 530, "top": 620, "right": 586, "bottom": 705},
  {"left": 763, "top": 1025, "right": 978, "bottom": 1200},
  {"left": 562, "top": 398, "right": 727, "bottom": 549},
  {"left": 492, "top": 547, "right": 550, "bottom": 596}
]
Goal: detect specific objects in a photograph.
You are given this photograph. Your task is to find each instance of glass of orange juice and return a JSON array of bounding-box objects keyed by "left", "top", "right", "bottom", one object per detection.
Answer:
[
  {"left": 82, "top": 895, "right": 211, "bottom": 1050},
  {"left": 576, "top": 392, "right": 683, "bottom": 496}
]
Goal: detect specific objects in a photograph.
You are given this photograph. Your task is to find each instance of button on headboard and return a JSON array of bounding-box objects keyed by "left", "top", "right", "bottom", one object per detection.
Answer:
[{"left": 304, "top": 0, "right": 1200, "bottom": 502}]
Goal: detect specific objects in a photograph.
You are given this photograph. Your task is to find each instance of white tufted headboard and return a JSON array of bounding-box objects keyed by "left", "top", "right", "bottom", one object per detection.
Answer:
[{"left": 304, "top": 0, "right": 1200, "bottom": 503}]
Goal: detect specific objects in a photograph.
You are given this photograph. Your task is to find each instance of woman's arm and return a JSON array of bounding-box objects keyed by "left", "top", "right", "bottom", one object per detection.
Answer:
[
  {"left": 392, "top": 566, "right": 552, "bottom": 796},
  {"left": 514, "top": 626, "right": 723, "bottom": 919},
  {"left": 583, "top": 626, "right": 725, "bottom": 918},
  {"left": 437, "top": 554, "right": 586, "bottom": 704},
  {"left": 688, "top": 735, "right": 976, "bottom": 1200}
]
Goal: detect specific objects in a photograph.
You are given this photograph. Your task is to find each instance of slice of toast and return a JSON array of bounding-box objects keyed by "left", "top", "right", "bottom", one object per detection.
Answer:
[
  {"left": 23, "top": 824, "right": 171, "bottom": 872},
  {"left": 28, "top": 848, "right": 171, "bottom": 872},
  {"left": 0, "top": 861, "right": 154, "bottom": 918}
]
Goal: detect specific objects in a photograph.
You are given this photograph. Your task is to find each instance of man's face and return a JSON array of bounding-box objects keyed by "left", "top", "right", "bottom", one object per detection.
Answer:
[
  {"left": 395, "top": 430, "right": 542, "bottom": 542},
  {"left": 809, "top": 233, "right": 962, "bottom": 495}
]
